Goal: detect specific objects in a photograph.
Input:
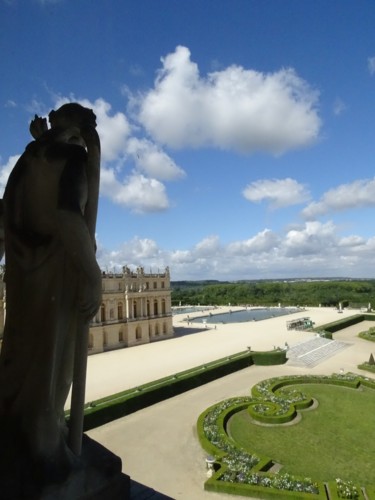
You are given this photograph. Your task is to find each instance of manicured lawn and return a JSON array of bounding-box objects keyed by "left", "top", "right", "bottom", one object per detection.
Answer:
[{"left": 227, "top": 384, "right": 375, "bottom": 485}]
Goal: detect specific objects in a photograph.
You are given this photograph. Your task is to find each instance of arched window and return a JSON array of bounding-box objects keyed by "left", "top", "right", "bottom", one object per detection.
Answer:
[
  {"left": 101, "top": 303, "right": 106, "bottom": 322},
  {"left": 163, "top": 322, "right": 167, "bottom": 334},
  {"left": 136, "top": 326, "right": 142, "bottom": 340},
  {"left": 133, "top": 301, "right": 137, "bottom": 318},
  {"left": 154, "top": 300, "right": 158, "bottom": 316},
  {"left": 147, "top": 300, "right": 150, "bottom": 316},
  {"left": 110, "top": 308, "right": 114, "bottom": 320},
  {"left": 161, "top": 299, "right": 166, "bottom": 315},
  {"left": 103, "top": 331, "right": 108, "bottom": 346},
  {"left": 119, "top": 329, "right": 124, "bottom": 342},
  {"left": 149, "top": 324, "right": 152, "bottom": 337},
  {"left": 118, "top": 302, "right": 123, "bottom": 320},
  {"left": 155, "top": 324, "right": 160, "bottom": 336}
]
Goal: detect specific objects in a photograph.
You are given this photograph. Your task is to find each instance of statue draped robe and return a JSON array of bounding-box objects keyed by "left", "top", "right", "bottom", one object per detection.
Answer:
[{"left": 0, "top": 135, "right": 97, "bottom": 478}]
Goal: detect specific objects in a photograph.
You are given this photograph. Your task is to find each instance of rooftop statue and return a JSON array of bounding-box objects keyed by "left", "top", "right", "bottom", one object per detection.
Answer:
[{"left": 0, "top": 104, "right": 127, "bottom": 498}]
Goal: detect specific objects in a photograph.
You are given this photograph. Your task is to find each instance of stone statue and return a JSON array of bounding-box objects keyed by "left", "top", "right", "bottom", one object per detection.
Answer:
[{"left": 0, "top": 104, "right": 117, "bottom": 497}]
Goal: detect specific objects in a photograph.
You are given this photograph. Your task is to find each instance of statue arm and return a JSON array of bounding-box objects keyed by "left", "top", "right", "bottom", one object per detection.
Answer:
[
  {"left": 80, "top": 125, "right": 100, "bottom": 243},
  {"left": 56, "top": 145, "right": 102, "bottom": 319}
]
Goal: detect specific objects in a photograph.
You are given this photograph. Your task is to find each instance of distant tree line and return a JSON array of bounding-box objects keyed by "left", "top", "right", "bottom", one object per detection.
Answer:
[{"left": 171, "top": 280, "right": 375, "bottom": 308}]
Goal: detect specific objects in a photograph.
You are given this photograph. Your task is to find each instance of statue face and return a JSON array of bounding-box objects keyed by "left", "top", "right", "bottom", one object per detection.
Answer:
[{"left": 54, "top": 126, "right": 86, "bottom": 148}]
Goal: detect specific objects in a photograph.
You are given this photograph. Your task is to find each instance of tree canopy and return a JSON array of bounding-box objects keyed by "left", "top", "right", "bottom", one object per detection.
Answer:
[{"left": 171, "top": 280, "right": 375, "bottom": 308}]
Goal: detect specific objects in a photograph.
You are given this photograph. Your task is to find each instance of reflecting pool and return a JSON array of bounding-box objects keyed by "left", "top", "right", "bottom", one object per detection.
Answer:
[
  {"left": 172, "top": 306, "right": 216, "bottom": 315},
  {"left": 190, "top": 307, "right": 302, "bottom": 324}
]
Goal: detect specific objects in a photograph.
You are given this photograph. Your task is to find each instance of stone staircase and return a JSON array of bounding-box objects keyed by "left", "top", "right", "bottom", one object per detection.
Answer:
[{"left": 287, "top": 337, "right": 350, "bottom": 368}]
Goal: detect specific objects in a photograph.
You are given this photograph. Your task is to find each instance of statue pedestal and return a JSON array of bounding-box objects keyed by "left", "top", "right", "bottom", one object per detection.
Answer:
[{"left": 0, "top": 434, "right": 130, "bottom": 500}]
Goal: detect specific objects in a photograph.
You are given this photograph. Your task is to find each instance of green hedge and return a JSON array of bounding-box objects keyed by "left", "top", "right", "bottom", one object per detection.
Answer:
[
  {"left": 251, "top": 349, "right": 287, "bottom": 365},
  {"left": 358, "top": 363, "right": 375, "bottom": 374},
  {"left": 70, "top": 350, "right": 253, "bottom": 431},
  {"left": 316, "top": 313, "right": 375, "bottom": 334},
  {"left": 250, "top": 375, "right": 361, "bottom": 401}
]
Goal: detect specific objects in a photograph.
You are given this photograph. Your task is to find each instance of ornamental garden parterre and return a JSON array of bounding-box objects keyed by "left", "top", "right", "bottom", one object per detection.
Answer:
[{"left": 197, "top": 373, "right": 375, "bottom": 499}]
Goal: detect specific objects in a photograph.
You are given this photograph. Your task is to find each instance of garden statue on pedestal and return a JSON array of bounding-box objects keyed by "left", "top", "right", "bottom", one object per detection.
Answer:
[{"left": 0, "top": 103, "right": 129, "bottom": 499}]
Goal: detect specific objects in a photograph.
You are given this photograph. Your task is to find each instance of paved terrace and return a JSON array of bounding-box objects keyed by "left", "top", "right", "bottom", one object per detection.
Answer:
[{"left": 85, "top": 308, "right": 375, "bottom": 499}]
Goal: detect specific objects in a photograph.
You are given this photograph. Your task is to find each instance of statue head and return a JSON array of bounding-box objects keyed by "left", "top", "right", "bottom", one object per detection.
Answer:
[{"left": 49, "top": 103, "right": 97, "bottom": 131}]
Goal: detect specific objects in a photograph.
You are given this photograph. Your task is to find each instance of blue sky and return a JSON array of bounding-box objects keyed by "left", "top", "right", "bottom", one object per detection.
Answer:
[{"left": 2, "top": 0, "right": 375, "bottom": 280}]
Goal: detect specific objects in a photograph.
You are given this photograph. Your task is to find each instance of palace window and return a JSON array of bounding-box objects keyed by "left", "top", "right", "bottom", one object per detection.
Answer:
[
  {"left": 101, "top": 303, "right": 106, "bottom": 322},
  {"left": 136, "top": 326, "right": 142, "bottom": 340},
  {"left": 118, "top": 302, "right": 123, "bottom": 320}
]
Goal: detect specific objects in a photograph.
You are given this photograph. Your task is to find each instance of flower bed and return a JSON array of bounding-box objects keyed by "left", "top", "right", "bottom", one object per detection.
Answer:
[
  {"left": 327, "top": 479, "right": 365, "bottom": 499},
  {"left": 197, "top": 374, "right": 375, "bottom": 499}
]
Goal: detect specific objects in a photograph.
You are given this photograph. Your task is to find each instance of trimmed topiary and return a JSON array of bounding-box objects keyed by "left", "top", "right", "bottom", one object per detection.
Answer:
[{"left": 251, "top": 349, "right": 287, "bottom": 365}]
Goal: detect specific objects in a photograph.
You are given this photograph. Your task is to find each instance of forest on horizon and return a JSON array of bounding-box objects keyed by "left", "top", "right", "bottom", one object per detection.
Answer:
[{"left": 170, "top": 279, "right": 375, "bottom": 308}]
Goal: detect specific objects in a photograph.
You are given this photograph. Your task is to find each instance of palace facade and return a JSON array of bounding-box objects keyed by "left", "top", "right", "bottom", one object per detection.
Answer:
[
  {"left": 89, "top": 266, "right": 174, "bottom": 354},
  {"left": 0, "top": 266, "right": 174, "bottom": 355}
]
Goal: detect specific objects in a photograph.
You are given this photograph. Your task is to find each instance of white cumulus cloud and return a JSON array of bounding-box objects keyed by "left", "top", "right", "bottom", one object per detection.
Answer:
[
  {"left": 302, "top": 178, "right": 375, "bottom": 219},
  {"left": 97, "top": 220, "right": 375, "bottom": 280},
  {"left": 136, "top": 46, "right": 321, "bottom": 154},
  {"left": 100, "top": 169, "right": 169, "bottom": 214},
  {"left": 126, "top": 137, "right": 185, "bottom": 181},
  {"left": 0, "top": 155, "right": 20, "bottom": 197},
  {"left": 97, "top": 236, "right": 164, "bottom": 271},
  {"left": 283, "top": 221, "right": 337, "bottom": 257},
  {"left": 333, "top": 97, "right": 347, "bottom": 116},
  {"left": 243, "top": 178, "right": 310, "bottom": 208},
  {"left": 228, "top": 229, "right": 279, "bottom": 255},
  {"left": 368, "top": 56, "right": 375, "bottom": 75}
]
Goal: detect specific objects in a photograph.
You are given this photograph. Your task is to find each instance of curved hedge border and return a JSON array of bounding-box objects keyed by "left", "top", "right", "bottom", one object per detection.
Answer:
[
  {"left": 197, "top": 373, "right": 375, "bottom": 499},
  {"left": 358, "top": 326, "right": 375, "bottom": 343}
]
